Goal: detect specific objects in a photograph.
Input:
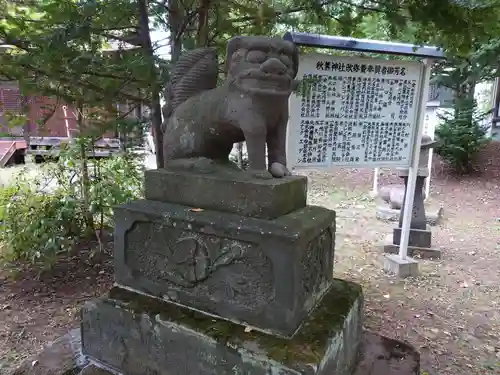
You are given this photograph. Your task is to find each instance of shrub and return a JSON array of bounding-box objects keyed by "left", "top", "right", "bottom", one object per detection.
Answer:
[
  {"left": 434, "top": 97, "right": 491, "bottom": 174},
  {"left": 0, "top": 144, "right": 144, "bottom": 267}
]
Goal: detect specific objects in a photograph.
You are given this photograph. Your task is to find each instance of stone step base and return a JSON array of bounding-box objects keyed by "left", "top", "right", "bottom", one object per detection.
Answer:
[
  {"left": 11, "top": 329, "right": 422, "bottom": 375},
  {"left": 81, "top": 279, "right": 363, "bottom": 375},
  {"left": 383, "top": 235, "right": 442, "bottom": 259}
]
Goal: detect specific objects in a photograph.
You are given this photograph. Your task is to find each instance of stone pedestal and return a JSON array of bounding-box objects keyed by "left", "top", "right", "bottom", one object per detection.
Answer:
[
  {"left": 113, "top": 198, "right": 336, "bottom": 337},
  {"left": 393, "top": 226, "right": 432, "bottom": 248},
  {"left": 383, "top": 235, "right": 441, "bottom": 259},
  {"left": 81, "top": 280, "right": 363, "bottom": 375},
  {"left": 80, "top": 165, "right": 368, "bottom": 375},
  {"left": 383, "top": 254, "right": 419, "bottom": 278},
  {"left": 144, "top": 168, "right": 308, "bottom": 220}
]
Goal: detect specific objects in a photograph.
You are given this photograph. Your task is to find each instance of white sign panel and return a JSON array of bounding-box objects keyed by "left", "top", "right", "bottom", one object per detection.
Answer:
[
  {"left": 423, "top": 106, "right": 438, "bottom": 138},
  {"left": 288, "top": 53, "right": 424, "bottom": 169}
]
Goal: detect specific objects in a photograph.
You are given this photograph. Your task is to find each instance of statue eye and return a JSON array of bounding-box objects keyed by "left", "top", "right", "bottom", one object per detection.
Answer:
[
  {"left": 280, "top": 54, "right": 292, "bottom": 67},
  {"left": 232, "top": 49, "right": 246, "bottom": 61},
  {"left": 246, "top": 50, "right": 267, "bottom": 64}
]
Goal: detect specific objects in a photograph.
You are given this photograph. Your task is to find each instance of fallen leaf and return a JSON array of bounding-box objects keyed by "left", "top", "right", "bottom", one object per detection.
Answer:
[
  {"left": 189, "top": 208, "right": 204, "bottom": 212},
  {"left": 484, "top": 345, "right": 495, "bottom": 353}
]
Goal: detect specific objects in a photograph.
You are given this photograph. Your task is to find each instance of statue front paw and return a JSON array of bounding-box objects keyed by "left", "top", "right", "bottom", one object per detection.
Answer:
[
  {"left": 269, "top": 162, "right": 291, "bottom": 178},
  {"left": 250, "top": 169, "right": 274, "bottom": 180}
]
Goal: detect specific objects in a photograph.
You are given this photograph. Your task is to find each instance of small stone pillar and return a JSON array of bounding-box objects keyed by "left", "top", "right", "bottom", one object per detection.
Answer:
[{"left": 384, "top": 135, "right": 442, "bottom": 259}]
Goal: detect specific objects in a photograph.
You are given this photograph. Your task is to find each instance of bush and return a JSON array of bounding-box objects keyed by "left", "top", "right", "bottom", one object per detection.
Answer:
[
  {"left": 0, "top": 143, "right": 144, "bottom": 267},
  {"left": 435, "top": 97, "right": 491, "bottom": 174}
]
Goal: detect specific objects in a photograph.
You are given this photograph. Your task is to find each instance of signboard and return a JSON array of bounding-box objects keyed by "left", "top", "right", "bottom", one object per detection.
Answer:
[
  {"left": 427, "top": 83, "right": 454, "bottom": 107},
  {"left": 422, "top": 106, "right": 437, "bottom": 138},
  {"left": 288, "top": 53, "right": 424, "bottom": 169}
]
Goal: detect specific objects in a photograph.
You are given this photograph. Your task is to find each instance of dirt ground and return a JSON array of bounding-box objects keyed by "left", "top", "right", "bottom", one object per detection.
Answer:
[{"left": 0, "top": 152, "right": 500, "bottom": 375}]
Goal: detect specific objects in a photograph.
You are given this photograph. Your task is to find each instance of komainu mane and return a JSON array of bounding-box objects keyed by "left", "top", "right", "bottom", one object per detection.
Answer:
[{"left": 161, "top": 36, "right": 299, "bottom": 178}]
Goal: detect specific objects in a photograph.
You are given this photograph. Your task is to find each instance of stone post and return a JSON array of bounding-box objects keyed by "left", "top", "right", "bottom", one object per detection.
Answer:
[
  {"left": 397, "top": 134, "right": 435, "bottom": 230},
  {"left": 384, "top": 135, "right": 442, "bottom": 259}
]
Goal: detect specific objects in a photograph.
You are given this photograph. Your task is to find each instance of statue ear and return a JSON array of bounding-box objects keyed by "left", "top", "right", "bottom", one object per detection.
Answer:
[{"left": 225, "top": 36, "right": 244, "bottom": 75}]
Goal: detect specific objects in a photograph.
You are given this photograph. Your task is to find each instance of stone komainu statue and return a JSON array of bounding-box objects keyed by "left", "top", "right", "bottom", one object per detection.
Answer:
[{"left": 161, "top": 36, "right": 299, "bottom": 178}]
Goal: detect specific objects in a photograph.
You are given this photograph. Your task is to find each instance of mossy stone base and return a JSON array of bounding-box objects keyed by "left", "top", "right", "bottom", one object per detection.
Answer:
[{"left": 81, "top": 279, "right": 363, "bottom": 375}]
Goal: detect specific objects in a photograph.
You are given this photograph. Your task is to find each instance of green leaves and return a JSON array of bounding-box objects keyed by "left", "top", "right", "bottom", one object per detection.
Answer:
[
  {"left": 0, "top": 0, "right": 155, "bottom": 114},
  {"left": 435, "top": 98, "right": 491, "bottom": 174},
  {"left": 0, "top": 146, "right": 144, "bottom": 268}
]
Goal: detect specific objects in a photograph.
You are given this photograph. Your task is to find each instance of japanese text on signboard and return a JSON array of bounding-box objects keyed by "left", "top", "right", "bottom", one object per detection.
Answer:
[{"left": 288, "top": 53, "right": 423, "bottom": 169}]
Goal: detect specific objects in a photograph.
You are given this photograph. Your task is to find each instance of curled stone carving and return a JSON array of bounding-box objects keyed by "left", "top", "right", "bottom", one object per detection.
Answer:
[
  {"left": 124, "top": 221, "right": 274, "bottom": 310},
  {"left": 301, "top": 228, "right": 333, "bottom": 298}
]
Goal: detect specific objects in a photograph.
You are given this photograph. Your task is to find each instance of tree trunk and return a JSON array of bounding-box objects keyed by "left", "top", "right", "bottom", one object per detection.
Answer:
[
  {"left": 196, "top": 0, "right": 211, "bottom": 47},
  {"left": 77, "top": 105, "right": 95, "bottom": 235},
  {"left": 138, "top": 0, "right": 164, "bottom": 168},
  {"left": 169, "top": 0, "right": 183, "bottom": 64}
]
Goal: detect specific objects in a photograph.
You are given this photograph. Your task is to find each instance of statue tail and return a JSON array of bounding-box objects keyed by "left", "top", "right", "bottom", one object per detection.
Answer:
[{"left": 164, "top": 47, "right": 219, "bottom": 116}]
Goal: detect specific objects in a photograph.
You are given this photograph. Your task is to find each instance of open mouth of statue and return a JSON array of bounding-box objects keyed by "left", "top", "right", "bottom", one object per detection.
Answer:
[{"left": 237, "top": 73, "right": 291, "bottom": 94}]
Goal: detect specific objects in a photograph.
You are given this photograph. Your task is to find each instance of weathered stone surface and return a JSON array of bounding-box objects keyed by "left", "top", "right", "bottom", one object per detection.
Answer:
[
  {"left": 397, "top": 177, "right": 427, "bottom": 230},
  {"left": 383, "top": 244, "right": 442, "bottom": 260},
  {"left": 353, "top": 331, "right": 420, "bottom": 375},
  {"left": 10, "top": 329, "right": 422, "bottom": 375},
  {"left": 383, "top": 235, "right": 442, "bottom": 260},
  {"left": 393, "top": 227, "right": 432, "bottom": 248},
  {"left": 382, "top": 254, "right": 419, "bottom": 278},
  {"left": 114, "top": 199, "right": 335, "bottom": 337},
  {"left": 81, "top": 279, "right": 363, "bottom": 375},
  {"left": 378, "top": 185, "right": 407, "bottom": 210},
  {"left": 10, "top": 329, "right": 87, "bottom": 375},
  {"left": 144, "top": 167, "right": 307, "bottom": 219},
  {"left": 162, "top": 36, "right": 299, "bottom": 178},
  {"left": 375, "top": 206, "right": 443, "bottom": 226},
  {"left": 79, "top": 365, "right": 114, "bottom": 375}
]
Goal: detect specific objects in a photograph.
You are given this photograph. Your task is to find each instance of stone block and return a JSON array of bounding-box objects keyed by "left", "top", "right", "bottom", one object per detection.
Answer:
[
  {"left": 375, "top": 206, "right": 443, "bottom": 226},
  {"left": 79, "top": 365, "right": 114, "bottom": 375},
  {"left": 114, "top": 199, "right": 336, "bottom": 337},
  {"left": 383, "top": 254, "right": 419, "bottom": 278},
  {"left": 375, "top": 206, "right": 400, "bottom": 222},
  {"left": 144, "top": 168, "right": 307, "bottom": 219},
  {"left": 10, "top": 329, "right": 88, "bottom": 375},
  {"left": 393, "top": 227, "right": 432, "bottom": 248},
  {"left": 81, "top": 280, "right": 363, "bottom": 375},
  {"left": 383, "top": 243, "right": 442, "bottom": 260}
]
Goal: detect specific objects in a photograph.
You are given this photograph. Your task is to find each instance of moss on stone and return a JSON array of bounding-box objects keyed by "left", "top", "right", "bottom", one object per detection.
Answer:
[{"left": 108, "top": 279, "right": 362, "bottom": 366}]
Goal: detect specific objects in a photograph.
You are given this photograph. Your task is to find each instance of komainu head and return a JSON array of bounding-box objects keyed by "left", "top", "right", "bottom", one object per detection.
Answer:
[{"left": 225, "top": 36, "right": 299, "bottom": 96}]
